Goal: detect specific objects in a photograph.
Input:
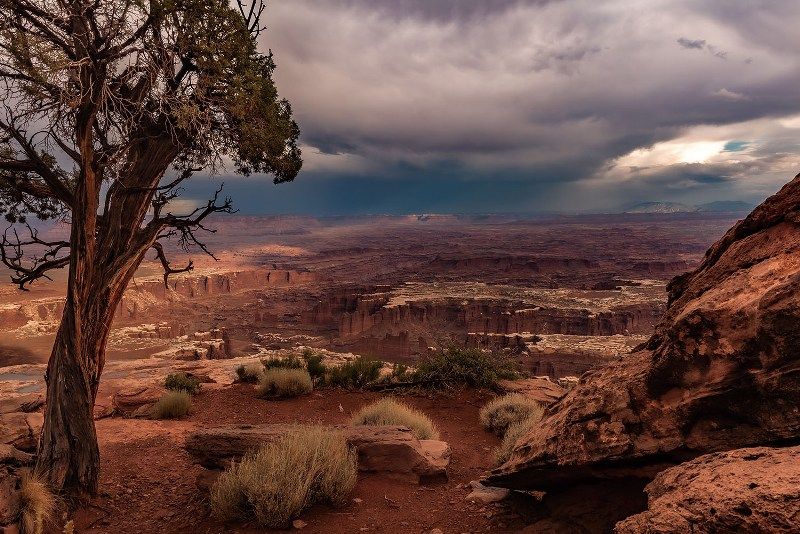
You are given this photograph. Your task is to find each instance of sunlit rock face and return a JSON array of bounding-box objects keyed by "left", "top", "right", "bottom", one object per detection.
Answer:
[{"left": 488, "top": 173, "right": 800, "bottom": 490}]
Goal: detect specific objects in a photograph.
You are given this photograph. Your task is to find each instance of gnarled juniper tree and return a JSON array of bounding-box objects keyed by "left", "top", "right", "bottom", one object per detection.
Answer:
[{"left": 0, "top": 0, "right": 301, "bottom": 497}]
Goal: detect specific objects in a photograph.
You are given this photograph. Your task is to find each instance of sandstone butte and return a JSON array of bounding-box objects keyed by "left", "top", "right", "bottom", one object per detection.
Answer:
[{"left": 486, "top": 173, "right": 800, "bottom": 532}]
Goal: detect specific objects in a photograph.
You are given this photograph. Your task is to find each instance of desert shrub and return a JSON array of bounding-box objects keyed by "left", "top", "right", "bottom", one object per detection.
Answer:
[
  {"left": 326, "top": 356, "right": 382, "bottom": 388},
  {"left": 151, "top": 391, "right": 192, "bottom": 419},
  {"left": 391, "top": 363, "right": 410, "bottom": 381},
  {"left": 163, "top": 372, "right": 201, "bottom": 395},
  {"left": 18, "top": 473, "right": 56, "bottom": 534},
  {"left": 210, "top": 426, "right": 357, "bottom": 528},
  {"left": 257, "top": 368, "right": 313, "bottom": 399},
  {"left": 302, "top": 351, "right": 327, "bottom": 383},
  {"left": 411, "top": 347, "right": 516, "bottom": 389},
  {"left": 235, "top": 363, "right": 263, "bottom": 384},
  {"left": 262, "top": 355, "right": 304, "bottom": 371},
  {"left": 480, "top": 394, "right": 545, "bottom": 436},
  {"left": 351, "top": 398, "right": 440, "bottom": 440},
  {"left": 494, "top": 412, "right": 544, "bottom": 464}
]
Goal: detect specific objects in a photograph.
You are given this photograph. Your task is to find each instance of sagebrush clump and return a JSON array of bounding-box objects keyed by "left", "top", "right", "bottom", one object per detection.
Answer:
[
  {"left": 164, "top": 372, "right": 201, "bottom": 395},
  {"left": 17, "top": 473, "right": 56, "bottom": 534},
  {"left": 351, "top": 398, "right": 440, "bottom": 440},
  {"left": 412, "top": 347, "right": 517, "bottom": 389},
  {"left": 210, "top": 426, "right": 357, "bottom": 528},
  {"left": 235, "top": 363, "right": 263, "bottom": 384},
  {"left": 151, "top": 391, "right": 192, "bottom": 419},
  {"left": 480, "top": 394, "right": 545, "bottom": 436},
  {"left": 302, "top": 350, "right": 327, "bottom": 383},
  {"left": 258, "top": 368, "right": 313, "bottom": 398},
  {"left": 262, "top": 355, "right": 304, "bottom": 371},
  {"left": 326, "top": 356, "right": 382, "bottom": 388}
]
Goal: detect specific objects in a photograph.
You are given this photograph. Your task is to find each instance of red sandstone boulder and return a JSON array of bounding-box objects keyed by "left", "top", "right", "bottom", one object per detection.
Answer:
[
  {"left": 111, "top": 386, "right": 165, "bottom": 417},
  {"left": 615, "top": 446, "right": 800, "bottom": 533},
  {"left": 497, "top": 378, "right": 566, "bottom": 405},
  {"left": 185, "top": 424, "right": 451, "bottom": 482},
  {"left": 487, "top": 174, "right": 800, "bottom": 490},
  {"left": 0, "top": 413, "right": 42, "bottom": 452}
]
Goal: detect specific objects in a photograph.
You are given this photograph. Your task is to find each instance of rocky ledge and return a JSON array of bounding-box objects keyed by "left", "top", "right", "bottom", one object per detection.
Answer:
[{"left": 485, "top": 174, "right": 800, "bottom": 529}]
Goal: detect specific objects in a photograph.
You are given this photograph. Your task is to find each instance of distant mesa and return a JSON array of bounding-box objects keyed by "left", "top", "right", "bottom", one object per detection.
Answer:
[{"left": 624, "top": 200, "right": 753, "bottom": 214}]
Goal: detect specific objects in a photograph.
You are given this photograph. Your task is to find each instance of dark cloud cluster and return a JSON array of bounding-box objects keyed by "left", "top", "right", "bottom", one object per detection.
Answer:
[{"left": 206, "top": 0, "right": 800, "bottom": 214}]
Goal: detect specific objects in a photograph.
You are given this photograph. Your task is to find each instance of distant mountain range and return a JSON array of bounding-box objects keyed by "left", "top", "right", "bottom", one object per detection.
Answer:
[{"left": 625, "top": 201, "right": 753, "bottom": 214}]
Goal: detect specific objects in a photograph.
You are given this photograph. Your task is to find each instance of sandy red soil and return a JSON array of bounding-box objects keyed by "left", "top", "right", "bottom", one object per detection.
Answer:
[{"left": 73, "top": 386, "right": 527, "bottom": 533}]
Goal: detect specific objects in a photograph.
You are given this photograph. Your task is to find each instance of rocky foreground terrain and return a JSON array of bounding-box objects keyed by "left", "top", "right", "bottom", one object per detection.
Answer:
[
  {"left": 488, "top": 174, "right": 800, "bottom": 531},
  {"left": 3, "top": 196, "right": 795, "bottom": 533}
]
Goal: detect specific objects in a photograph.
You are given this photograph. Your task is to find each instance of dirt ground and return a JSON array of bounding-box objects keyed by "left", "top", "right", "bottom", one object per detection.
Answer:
[{"left": 72, "top": 385, "right": 529, "bottom": 533}]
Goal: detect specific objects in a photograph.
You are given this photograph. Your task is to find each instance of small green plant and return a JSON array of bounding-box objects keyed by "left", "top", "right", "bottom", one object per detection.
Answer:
[
  {"left": 302, "top": 350, "right": 327, "bottom": 382},
  {"left": 210, "top": 426, "right": 357, "bottom": 528},
  {"left": 411, "top": 347, "right": 516, "bottom": 389},
  {"left": 326, "top": 356, "right": 382, "bottom": 388},
  {"left": 18, "top": 473, "right": 56, "bottom": 534},
  {"left": 351, "top": 397, "right": 440, "bottom": 440},
  {"left": 164, "top": 372, "right": 201, "bottom": 395},
  {"left": 480, "top": 394, "right": 545, "bottom": 436},
  {"left": 494, "top": 412, "right": 544, "bottom": 464},
  {"left": 391, "top": 363, "right": 410, "bottom": 381},
  {"left": 235, "top": 363, "right": 263, "bottom": 384},
  {"left": 152, "top": 391, "right": 192, "bottom": 419},
  {"left": 258, "top": 368, "right": 313, "bottom": 398},
  {"left": 262, "top": 354, "right": 304, "bottom": 371}
]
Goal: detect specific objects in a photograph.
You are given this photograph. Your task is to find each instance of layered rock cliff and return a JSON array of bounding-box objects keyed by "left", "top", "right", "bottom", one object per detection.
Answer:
[{"left": 486, "top": 174, "right": 800, "bottom": 528}]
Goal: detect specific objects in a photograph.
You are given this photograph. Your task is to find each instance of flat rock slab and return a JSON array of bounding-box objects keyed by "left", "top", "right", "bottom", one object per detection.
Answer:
[
  {"left": 111, "top": 386, "right": 165, "bottom": 417},
  {"left": 496, "top": 378, "right": 565, "bottom": 405},
  {"left": 185, "top": 424, "right": 451, "bottom": 482},
  {"left": 0, "top": 413, "right": 42, "bottom": 452},
  {"left": 615, "top": 446, "right": 800, "bottom": 534},
  {"left": 0, "top": 394, "right": 44, "bottom": 415}
]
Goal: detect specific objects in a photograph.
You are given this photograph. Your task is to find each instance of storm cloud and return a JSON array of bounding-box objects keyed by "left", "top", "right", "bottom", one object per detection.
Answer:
[{"left": 199, "top": 0, "right": 800, "bottom": 214}]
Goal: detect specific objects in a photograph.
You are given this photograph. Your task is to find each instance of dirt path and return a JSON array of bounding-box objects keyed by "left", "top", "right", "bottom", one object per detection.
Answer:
[{"left": 73, "top": 385, "right": 527, "bottom": 533}]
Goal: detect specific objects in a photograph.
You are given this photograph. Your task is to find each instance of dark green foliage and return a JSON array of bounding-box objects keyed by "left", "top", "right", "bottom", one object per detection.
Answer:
[
  {"left": 302, "top": 350, "right": 327, "bottom": 383},
  {"left": 411, "top": 347, "right": 517, "bottom": 389},
  {"left": 164, "top": 372, "right": 201, "bottom": 395},
  {"left": 262, "top": 355, "right": 304, "bottom": 371},
  {"left": 326, "top": 357, "right": 383, "bottom": 389}
]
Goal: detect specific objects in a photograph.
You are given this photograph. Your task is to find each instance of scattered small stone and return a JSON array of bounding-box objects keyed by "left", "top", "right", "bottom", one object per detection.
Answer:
[
  {"left": 353, "top": 497, "right": 363, "bottom": 504},
  {"left": 430, "top": 529, "right": 443, "bottom": 534},
  {"left": 292, "top": 519, "right": 307, "bottom": 529}
]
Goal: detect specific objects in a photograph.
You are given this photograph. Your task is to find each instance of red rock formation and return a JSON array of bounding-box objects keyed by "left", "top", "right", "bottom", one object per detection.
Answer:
[
  {"left": 486, "top": 174, "right": 800, "bottom": 491},
  {"left": 615, "top": 446, "right": 800, "bottom": 533}
]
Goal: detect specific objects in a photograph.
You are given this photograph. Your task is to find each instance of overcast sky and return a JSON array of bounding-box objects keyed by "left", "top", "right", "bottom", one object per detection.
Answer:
[{"left": 189, "top": 0, "right": 800, "bottom": 215}]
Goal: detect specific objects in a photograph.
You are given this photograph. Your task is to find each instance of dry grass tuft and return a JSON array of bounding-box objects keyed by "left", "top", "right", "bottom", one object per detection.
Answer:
[
  {"left": 350, "top": 397, "right": 440, "bottom": 440},
  {"left": 210, "top": 426, "right": 357, "bottom": 528},
  {"left": 480, "top": 394, "right": 545, "bottom": 436},
  {"left": 151, "top": 390, "right": 192, "bottom": 419},
  {"left": 18, "top": 473, "right": 56, "bottom": 534},
  {"left": 257, "top": 368, "right": 313, "bottom": 399},
  {"left": 494, "top": 412, "right": 543, "bottom": 464}
]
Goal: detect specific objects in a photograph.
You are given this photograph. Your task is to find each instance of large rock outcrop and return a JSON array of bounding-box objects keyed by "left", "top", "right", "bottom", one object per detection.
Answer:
[
  {"left": 615, "top": 446, "right": 800, "bottom": 533},
  {"left": 487, "top": 174, "right": 800, "bottom": 490}
]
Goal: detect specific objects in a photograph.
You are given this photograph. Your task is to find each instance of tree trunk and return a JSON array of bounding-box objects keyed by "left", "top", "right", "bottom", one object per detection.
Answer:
[{"left": 35, "top": 295, "right": 109, "bottom": 496}]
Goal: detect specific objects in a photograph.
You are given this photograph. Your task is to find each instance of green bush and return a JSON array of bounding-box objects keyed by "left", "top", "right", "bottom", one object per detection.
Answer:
[
  {"left": 494, "top": 412, "right": 544, "bottom": 464},
  {"left": 257, "top": 368, "right": 313, "bottom": 399},
  {"left": 152, "top": 391, "right": 192, "bottom": 419},
  {"left": 351, "top": 398, "right": 440, "bottom": 440},
  {"left": 391, "top": 363, "right": 410, "bottom": 381},
  {"left": 235, "top": 363, "right": 263, "bottom": 384},
  {"left": 326, "top": 356, "right": 382, "bottom": 388},
  {"left": 411, "top": 347, "right": 516, "bottom": 389},
  {"left": 480, "top": 394, "right": 545, "bottom": 436},
  {"left": 210, "top": 426, "right": 357, "bottom": 528},
  {"left": 164, "top": 372, "right": 201, "bottom": 395},
  {"left": 302, "top": 351, "right": 327, "bottom": 382},
  {"left": 262, "top": 355, "right": 304, "bottom": 371}
]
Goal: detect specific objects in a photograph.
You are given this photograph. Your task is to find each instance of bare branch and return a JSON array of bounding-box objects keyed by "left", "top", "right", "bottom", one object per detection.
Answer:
[
  {"left": 0, "top": 224, "right": 70, "bottom": 289},
  {"left": 151, "top": 240, "right": 192, "bottom": 287}
]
